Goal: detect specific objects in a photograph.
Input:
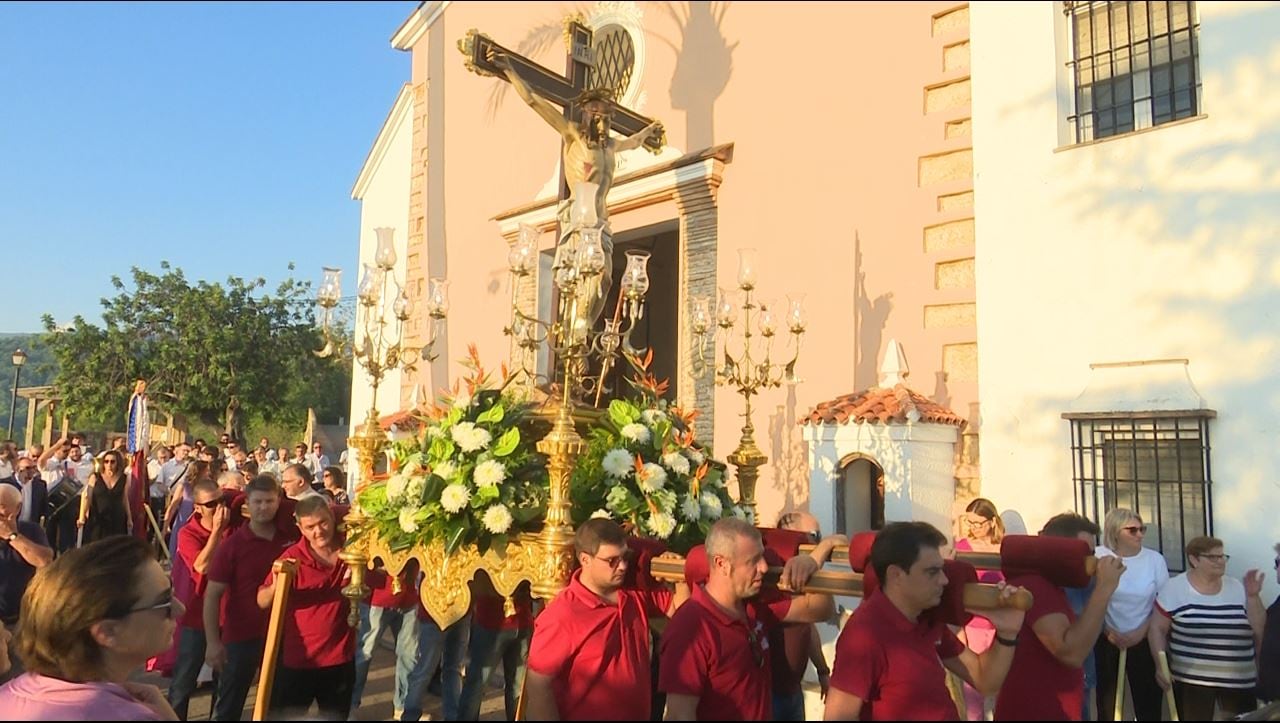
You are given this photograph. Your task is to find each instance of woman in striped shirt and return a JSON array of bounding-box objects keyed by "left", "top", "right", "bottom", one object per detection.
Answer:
[{"left": 1149, "top": 536, "right": 1266, "bottom": 720}]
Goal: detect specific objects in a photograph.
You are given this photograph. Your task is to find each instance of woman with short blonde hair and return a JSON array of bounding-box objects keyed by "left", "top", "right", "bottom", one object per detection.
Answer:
[{"left": 0, "top": 536, "right": 181, "bottom": 718}]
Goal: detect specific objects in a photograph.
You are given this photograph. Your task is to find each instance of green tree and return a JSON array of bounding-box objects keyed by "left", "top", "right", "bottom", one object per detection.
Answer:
[{"left": 40, "top": 262, "right": 350, "bottom": 441}]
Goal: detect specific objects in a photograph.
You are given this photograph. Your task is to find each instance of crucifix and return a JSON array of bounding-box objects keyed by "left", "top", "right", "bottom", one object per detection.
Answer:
[{"left": 459, "top": 19, "right": 665, "bottom": 330}]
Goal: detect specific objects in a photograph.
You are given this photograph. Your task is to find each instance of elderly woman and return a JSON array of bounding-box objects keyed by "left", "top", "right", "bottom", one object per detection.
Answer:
[
  {"left": 0, "top": 536, "right": 181, "bottom": 719},
  {"left": 1094, "top": 508, "right": 1168, "bottom": 721},
  {"left": 1149, "top": 536, "right": 1263, "bottom": 719}
]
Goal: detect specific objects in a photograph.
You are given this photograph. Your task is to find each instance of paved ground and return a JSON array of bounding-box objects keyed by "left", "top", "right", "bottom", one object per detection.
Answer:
[{"left": 136, "top": 642, "right": 508, "bottom": 721}]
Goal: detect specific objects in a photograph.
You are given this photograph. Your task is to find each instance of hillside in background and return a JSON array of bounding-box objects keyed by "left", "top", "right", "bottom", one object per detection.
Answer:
[{"left": 0, "top": 333, "right": 56, "bottom": 443}]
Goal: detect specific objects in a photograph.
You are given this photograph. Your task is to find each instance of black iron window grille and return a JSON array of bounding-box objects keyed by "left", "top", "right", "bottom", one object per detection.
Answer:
[
  {"left": 1065, "top": 412, "right": 1214, "bottom": 571},
  {"left": 1064, "top": 1, "right": 1202, "bottom": 143}
]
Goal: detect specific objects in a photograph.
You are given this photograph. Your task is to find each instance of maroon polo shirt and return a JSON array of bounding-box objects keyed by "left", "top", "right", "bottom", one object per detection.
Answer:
[
  {"left": 994, "top": 573, "right": 1083, "bottom": 721},
  {"left": 206, "top": 523, "right": 298, "bottom": 643},
  {"left": 261, "top": 538, "right": 354, "bottom": 669},
  {"left": 658, "top": 583, "right": 791, "bottom": 720},
  {"left": 176, "top": 517, "right": 216, "bottom": 631},
  {"left": 526, "top": 570, "right": 672, "bottom": 721},
  {"left": 829, "top": 590, "right": 964, "bottom": 721},
  {"left": 367, "top": 564, "right": 419, "bottom": 610}
]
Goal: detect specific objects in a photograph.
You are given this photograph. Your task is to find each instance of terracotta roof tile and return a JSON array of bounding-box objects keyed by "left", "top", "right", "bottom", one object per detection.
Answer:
[{"left": 801, "top": 384, "right": 965, "bottom": 427}]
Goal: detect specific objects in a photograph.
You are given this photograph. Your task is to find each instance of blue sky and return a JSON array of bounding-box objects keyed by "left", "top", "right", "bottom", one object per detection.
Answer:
[{"left": 0, "top": 1, "right": 418, "bottom": 333}]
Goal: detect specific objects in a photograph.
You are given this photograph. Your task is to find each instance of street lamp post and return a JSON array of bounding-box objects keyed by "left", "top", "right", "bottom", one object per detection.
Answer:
[{"left": 7, "top": 348, "right": 27, "bottom": 439}]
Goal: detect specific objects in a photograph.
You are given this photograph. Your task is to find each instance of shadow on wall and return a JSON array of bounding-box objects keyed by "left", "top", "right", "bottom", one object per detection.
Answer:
[
  {"left": 767, "top": 384, "right": 808, "bottom": 517},
  {"left": 654, "top": 1, "right": 738, "bottom": 151},
  {"left": 853, "top": 232, "right": 893, "bottom": 391}
]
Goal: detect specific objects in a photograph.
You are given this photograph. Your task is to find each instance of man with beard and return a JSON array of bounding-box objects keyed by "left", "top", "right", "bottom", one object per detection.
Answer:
[{"left": 523, "top": 519, "right": 687, "bottom": 720}]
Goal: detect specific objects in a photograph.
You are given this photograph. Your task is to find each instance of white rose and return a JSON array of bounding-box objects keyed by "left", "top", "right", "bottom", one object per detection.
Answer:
[
  {"left": 434, "top": 460, "right": 457, "bottom": 481},
  {"left": 636, "top": 463, "right": 667, "bottom": 494},
  {"left": 482, "top": 503, "right": 514, "bottom": 534},
  {"left": 620, "top": 423, "right": 651, "bottom": 445},
  {"left": 398, "top": 508, "right": 419, "bottom": 533},
  {"left": 647, "top": 511, "right": 676, "bottom": 539},
  {"left": 473, "top": 459, "right": 507, "bottom": 488},
  {"left": 441, "top": 483, "right": 471, "bottom": 513},
  {"left": 680, "top": 495, "right": 702, "bottom": 522},
  {"left": 602, "top": 449, "right": 634, "bottom": 478},
  {"left": 661, "top": 451, "right": 691, "bottom": 477},
  {"left": 591, "top": 509, "right": 613, "bottom": 520},
  {"left": 700, "top": 491, "right": 723, "bottom": 518}
]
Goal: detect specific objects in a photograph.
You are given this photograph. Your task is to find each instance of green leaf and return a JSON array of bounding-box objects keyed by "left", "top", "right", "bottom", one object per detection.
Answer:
[
  {"left": 444, "top": 521, "right": 467, "bottom": 555},
  {"left": 654, "top": 419, "right": 673, "bottom": 449},
  {"left": 472, "top": 485, "right": 500, "bottom": 507},
  {"left": 430, "top": 435, "right": 456, "bottom": 461},
  {"left": 475, "top": 403, "right": 505, "bottom": 425},
  {"left": 492, "top": 427, "right": 520, "bottom": 457}
]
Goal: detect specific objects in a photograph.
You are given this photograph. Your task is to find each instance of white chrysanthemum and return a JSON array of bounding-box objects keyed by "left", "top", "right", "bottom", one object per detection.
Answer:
[
  {"left": 441, "top": 484, "right": 471, "bottom": 514},
  {"left": 620, "top": 423, "right": 651, "bottom": 445},
  {"left": 602, "top": 449, "right": 634, "bottom": 478},
  {"left": 591, "top": 509, "right": 613, "bottom": 520},
  {"left": 729, "top": 505, "right": 754, "bottom": 523},
  {"left": 385, "top": 473, "right": 409, "bottom": 501},
  {"left": 647, "top": 511, "right": 677, "bottom": 539},
  {"left": 433, "top": 460, "right": 457, "bottom": 481},
  {"left": 636, "top": 463, "right": 667, "bottom": 493},
  {"left": 405, "top": 476, "right": 426, "bottom": 502},
  {"left": 606, "top": 484, "right": 631, "bottom": 512},
  {"left": 402, "top": 459, "right": 424, "bottom": 477},
  {"left": 652, "top": 488, "right": 677, "bottom": 514},
  {"left": 453, "top": 391, "right": 473, "bottom": 410},
  {"left": 451, "top": 422, "right": 492, "bottom": 453},
  {"left": 641, "top": 409, "right": 667, "bottom": 427},
  {"left": 398, "top": 508, "right": 419, "bottom": 533},
  {"left": 426, "top": 424, "right": 445, "bottom": 440},
  {"left": 700, "top": 491, "right": 723, "bottom": 518},
  {"left": 684, "top": 447, "right": 706, "bottom": 466},
  {"left": 661, "top": 451, "right": 691, "bottom": 477},
  {"left": 680, "top": 494, "right": 702, "bottom": 522},
  {"left": 474, "top": 459, "right": 506, "bottom": 488},
  {"left": 482, "top": 503, "right": 514, "bottom": 534}
]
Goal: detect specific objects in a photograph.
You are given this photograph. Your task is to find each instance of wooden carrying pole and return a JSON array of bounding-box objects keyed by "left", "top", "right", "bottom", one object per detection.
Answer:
[
  {"left": 797, "top": 545, "right": 1100, "bottom": 577},
  {"left": 1158, "top": 650, "right": 1179, "bottom": 721},
  {"left": 1115, "top": 647, "right": 1128, "bottom": 721},
  {"left": 649, "top": 556, "right": 1034, "bottom": 611},
  {"left": 252, "top": 558, "right": 298, "bottom": 721}
]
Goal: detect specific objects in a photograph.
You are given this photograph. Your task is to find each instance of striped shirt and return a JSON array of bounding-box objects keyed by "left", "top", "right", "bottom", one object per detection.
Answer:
[{"left": 1156, "top": 573, "right": 1257, "bottom": 689}]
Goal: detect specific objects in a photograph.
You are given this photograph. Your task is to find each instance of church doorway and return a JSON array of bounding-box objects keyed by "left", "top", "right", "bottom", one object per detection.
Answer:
[{"left": 836, "top": 455, "right": 885, "bottom": 535}]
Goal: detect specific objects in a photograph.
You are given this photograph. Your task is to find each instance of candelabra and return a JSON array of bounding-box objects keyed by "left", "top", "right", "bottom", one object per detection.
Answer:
[
  {"left": 314, "top": 227, "right": 449, "bottom": 625},
  {"left": 503, "top": 181, "right": 652, "bottom": 597},
  {"left": 691, "top": 248, "right": 805, "bottom": 519}
]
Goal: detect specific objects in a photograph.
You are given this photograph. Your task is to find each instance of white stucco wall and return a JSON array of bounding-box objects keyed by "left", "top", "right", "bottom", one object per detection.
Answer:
[
  {"left": 349, "top": 88, "right": 414, "bottom": 441},
  {"left": 971, "top": 2, "right": 1280, "bottom": 593}
]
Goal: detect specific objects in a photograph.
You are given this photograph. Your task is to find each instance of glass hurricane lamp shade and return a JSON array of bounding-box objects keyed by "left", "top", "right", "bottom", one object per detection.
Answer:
[
  {"left": 577, "top": 228, "right": 606, "bottom": 276},
  {"left": 392, "top": 283, "right": 413, "bottom": 322},
  {"left": 509, "top": 225, "right": 539, "bottom": 275},
  {"left": 373, "top": 227, "right": 398, "bottom": 270},
  {"left": 316, "top": 267, "right": 342, "bottom": 308},
  {"left": 757, "top": 300, "right": 777, "bottom": 337},
  {"left": 737, "top": 248, "right": 758, "bottom": 291},
  {"left": 620, "top": 250, "right": 651, "bottom": 299},
  {"left": 356, "top": 264, "right": 385, "bottom": 306},
  {"left": 788, "top": 296, "right": 807, "bottom": 334},
  {"left": 716, "top": 289, "right": 737, "bottom": 328},
  {"left": 690, "top": 297, "right": 712, "bottom": 335},
  {"left": 570, "top": 181, "right": 600, "bottom": 228},
  {"left": 426, "top": 278, "right": 450, "bottom": 318}
]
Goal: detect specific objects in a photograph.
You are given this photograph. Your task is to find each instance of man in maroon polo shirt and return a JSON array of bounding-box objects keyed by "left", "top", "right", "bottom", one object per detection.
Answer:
[
  {"left": 993, "top": 513, "right": 1124, "bottom": 721},
  {"left": 824, "top": 521, "right": 1027, "bottom": 721},
  {"left": 257, "top": 494, "right": 355, "bottom": 720},
  {"left": 167, "top": 478, "right": 230, "bottom": 719},
  {"left": 660, "top": 517, "right": 837, "bottom": 721},
  {"left": 524, "top": 519, "right": 687, "bottom": 720},
  {"left": 203, "top": 474, "right": 298, "bottom": 721}
]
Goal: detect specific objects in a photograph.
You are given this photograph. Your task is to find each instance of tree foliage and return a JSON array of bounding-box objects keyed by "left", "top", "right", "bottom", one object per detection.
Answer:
[{"left": 40, "top": 262, "right": 350, "bottom": 439}]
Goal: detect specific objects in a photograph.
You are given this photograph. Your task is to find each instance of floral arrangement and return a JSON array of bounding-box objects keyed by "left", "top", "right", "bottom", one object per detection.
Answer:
[
  {"left": 570, "top": 350, "right": 747, "bottom": 554},
  {"left": 356, "top": 346, "right": 547, "bottom": 554}
]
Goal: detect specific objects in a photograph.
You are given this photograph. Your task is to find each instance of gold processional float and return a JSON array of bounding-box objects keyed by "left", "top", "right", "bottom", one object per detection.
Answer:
[{"left": 303, "top": 16, "right": 1032, "bottom": 643}]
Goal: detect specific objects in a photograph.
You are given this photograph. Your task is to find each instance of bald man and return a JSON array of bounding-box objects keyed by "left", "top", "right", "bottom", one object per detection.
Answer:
[
  {"left": 0, "top": 483, "right": 53, "bottom": 678},
  {"left": 772, "top": 511, "right": 841, "bottom": 720}
]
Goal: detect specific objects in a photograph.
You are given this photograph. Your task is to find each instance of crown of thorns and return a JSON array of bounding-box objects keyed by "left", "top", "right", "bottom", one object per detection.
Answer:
[{"left": 577, "top": 87, "right": 615, "bottom": 106}]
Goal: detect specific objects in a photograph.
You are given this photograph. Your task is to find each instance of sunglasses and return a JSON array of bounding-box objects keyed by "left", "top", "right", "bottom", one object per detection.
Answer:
[
  {"left": 1122, "top": 525, "right": 1147, "bottom": 534},
  {"left": 593, "top": 550, "right": 633, "bottom": 570},
  {"left": 102, "top": 459, "right": 118, "bottom": 466},
  {"left": 108, "top": 588, "right": 177, "bottom": 619},
  {"left": 194, "top": 498, "right": 224, "bottom": 510}
]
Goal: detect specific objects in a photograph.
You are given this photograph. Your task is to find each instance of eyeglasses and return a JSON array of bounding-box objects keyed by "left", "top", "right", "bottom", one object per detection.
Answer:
[
  {"left": 109, "top": 588, "right": 177, "bottom": 619},
  {"left": 966, "top": 516, "right": 992, "bottom": 527},
  {"left": 1122, "top": 525, "right": 1147, "bottom": 534},
  {"left": 594, "top": 550, "right": 632, "bottom": 570},
  {"left": 1197, "top": 553, "right": 1230, "bottom": 562}
]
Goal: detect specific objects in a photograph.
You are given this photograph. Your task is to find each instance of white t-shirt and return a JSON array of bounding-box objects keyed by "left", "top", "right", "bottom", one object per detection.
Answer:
[
  {"left": 1156, "top": 573, "right": 1257, "bottom": 688},
  {"left": 1096, "top": 544, "right": 1169, "bottom": 633}
]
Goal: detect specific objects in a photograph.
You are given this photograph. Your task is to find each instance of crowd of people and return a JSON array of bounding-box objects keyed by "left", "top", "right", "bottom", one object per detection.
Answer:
[{"left": 1, "top": 434, "right": 1279, "bottom": 721}]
